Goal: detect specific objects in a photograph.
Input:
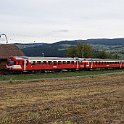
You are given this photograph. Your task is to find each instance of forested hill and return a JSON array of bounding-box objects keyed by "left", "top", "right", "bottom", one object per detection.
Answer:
[
  {"left": 86, "top": 38, "right": 124, "bottom": 45},
  {"left": 16, "top": 38, "right": 124, "bottom": 57}
]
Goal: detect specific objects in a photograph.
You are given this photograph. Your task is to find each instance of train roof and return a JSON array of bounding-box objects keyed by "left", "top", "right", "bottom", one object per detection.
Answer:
[
  {"left": 86, "top": 58, "right": 124, "bottom": 62},
  {"left": 9, "top": 56, "right": 124, "bottom": 62},
  {"left": 11, "top": 56, "right": 83, "bottom": 61},
  {"left": 27, "top": 57, "right": 85, "bottom": 62}
]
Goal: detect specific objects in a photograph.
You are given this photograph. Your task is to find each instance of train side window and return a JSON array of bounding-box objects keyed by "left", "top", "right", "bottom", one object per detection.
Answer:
[
  {"left": 37, "top": 61, "right": 41, "bottom": 64},
  {"left": 53, "top": 61, "right": 57, "bottom": 65},
  {"left": 67, "top": 61, "right": 70, "bottom": 64},
  {"left": 58, "top": 61, "right": 61, "bottom": 65},
  {"left": 31, "top": 61, "right": 35, "bottom": 65},
  {"left": 63, "top": 61, "right": 66, "bottom": 64},
  {"left": 71, "top": 61, "right": 74, "bottom": 64},
  {"left": 43, "top": 61, "right": 46, "bottom": 64},
  {"left": 48, "top": 61, "right": 52, "bottom": 65}
]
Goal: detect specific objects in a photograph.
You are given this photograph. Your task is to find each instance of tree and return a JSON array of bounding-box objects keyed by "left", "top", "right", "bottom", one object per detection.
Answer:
[
  {"left": 66, "top": 47, "right": 77, "bottom": 58},
  {"left": 94, "top": 50, "right": 119, "bottom": 59},
  {"left": 66, "top": 43, "right": 93, "bottom": 58},
  {"left": 95, "top": 50, "right": 109, "bottom": 59}
]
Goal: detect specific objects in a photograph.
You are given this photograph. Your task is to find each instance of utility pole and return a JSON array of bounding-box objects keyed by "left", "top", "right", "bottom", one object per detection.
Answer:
[{"left": 42, "top": 53, "right": 44, "bottom": 57}]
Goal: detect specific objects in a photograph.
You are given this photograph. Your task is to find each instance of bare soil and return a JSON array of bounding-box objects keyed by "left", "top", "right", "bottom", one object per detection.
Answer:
[{"left": 0, "top": 73, "right": 124, "bottom": 124}]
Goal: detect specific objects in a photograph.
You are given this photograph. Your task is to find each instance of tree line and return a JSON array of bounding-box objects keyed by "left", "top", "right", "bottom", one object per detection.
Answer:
[{"left": 66, "top": 43, "right": 119, "bottom": 59}]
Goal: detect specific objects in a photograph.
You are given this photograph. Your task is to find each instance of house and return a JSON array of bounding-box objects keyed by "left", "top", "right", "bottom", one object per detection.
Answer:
[{"left": 0, "top": 44, "right": 24, "bottom": 69}]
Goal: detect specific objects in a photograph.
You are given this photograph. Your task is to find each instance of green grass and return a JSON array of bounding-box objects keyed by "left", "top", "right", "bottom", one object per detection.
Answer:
[{"left": 0, "top": 69, "right": 124, "bottom": 81}]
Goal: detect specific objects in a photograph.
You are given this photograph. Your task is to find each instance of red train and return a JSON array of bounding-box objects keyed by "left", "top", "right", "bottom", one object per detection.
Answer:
[{"left": 6, "top": 56, "right": 124, "bottom": 72}]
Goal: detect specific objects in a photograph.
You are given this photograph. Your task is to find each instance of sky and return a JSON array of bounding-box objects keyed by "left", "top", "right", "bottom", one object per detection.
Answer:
[{"left": 0, "top": 0, "right": 124, "bottom": 43}]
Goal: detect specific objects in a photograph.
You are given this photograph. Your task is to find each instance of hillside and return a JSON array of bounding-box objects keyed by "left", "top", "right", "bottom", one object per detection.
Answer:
[{"left": 16, "top": 38, "right": 124, "bottom": 58}]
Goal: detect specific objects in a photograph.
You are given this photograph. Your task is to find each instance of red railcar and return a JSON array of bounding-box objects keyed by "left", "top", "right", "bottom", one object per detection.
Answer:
[
  {"left": 6, "top": 56, "right": 124, "bottom": 72},
  {"left": 6, "top": 56, "right": 85, "bottom": 72},
  {"left": 85, "top": 59, "right": 124, "bottom": 69}
]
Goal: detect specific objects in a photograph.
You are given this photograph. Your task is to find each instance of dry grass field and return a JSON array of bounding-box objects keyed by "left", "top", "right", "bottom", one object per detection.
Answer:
[{"left": 0, "top": 73, "right": 124, "bottom": 124}]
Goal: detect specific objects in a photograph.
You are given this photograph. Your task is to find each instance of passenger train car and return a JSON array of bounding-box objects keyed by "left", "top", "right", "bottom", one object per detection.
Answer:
[{"left": 6, "top": 56, "right": 124, "bottom": 72}]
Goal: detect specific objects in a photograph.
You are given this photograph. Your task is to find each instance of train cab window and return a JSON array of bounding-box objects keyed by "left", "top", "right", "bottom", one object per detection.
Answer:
[
  {"left": 7, "top": 59, "right": 15, "bottom": 65},
  {"left": 37, "top": 61, "right": 41, "bottom": 64},
  {"left": 67, "top": 61, "right": 70, "bottom": 64},
  {"left": 43, "top": 61, "right": 47, "bottom": 64},
  {"left": 71, "top": 61, "right": 74, "bottom": 64},
  {"left": 53, "top": 61, "right": 57, "bottom": 65},
  {"left": 58, "top": 61, "right": 61, "bottom": 65},
  {"left": 48, "top": 61, "right": 52, "bottom": 65}
]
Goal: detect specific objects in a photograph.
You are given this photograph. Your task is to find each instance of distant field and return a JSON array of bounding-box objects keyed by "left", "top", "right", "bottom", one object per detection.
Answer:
[
  {"left": 0, "top": 73, "right": 124, "bottom": 124},
  {"left": 0, "top": 69, "right": 124, "bottom": 81}
]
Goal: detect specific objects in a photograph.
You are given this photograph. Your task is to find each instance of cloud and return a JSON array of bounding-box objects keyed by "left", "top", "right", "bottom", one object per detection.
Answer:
[
  {"left": 0, "top": 0, "right": 124, "bottom": 43},
  {"left": 53, "top": 29, "right": 69, "bottom": 33}
]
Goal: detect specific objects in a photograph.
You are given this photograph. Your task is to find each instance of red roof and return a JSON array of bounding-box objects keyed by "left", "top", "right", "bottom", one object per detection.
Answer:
[{"left": 0, "top": 44, "right": 24, "bottom": 59}]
